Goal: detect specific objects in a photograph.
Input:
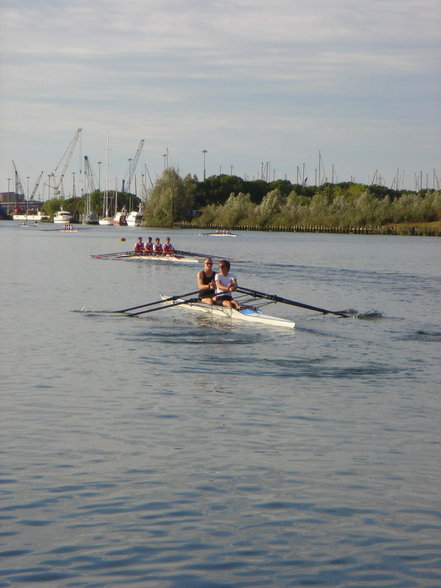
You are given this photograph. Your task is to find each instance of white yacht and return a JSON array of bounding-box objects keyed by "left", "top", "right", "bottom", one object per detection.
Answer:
[
  {"left": 53, "top": 209, "right": 72, "bottom": 224},
  {"left": 126, "top": 209, "right": 143, "bottom": 227}
]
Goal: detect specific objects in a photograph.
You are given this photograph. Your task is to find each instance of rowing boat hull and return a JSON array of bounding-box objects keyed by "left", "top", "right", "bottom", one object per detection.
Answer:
[
  {"left": 92, "top": 253, "right": 199, "bottom": 263},
  {"left": 163, "top": 297, "right": 295, "bottom": 328}
]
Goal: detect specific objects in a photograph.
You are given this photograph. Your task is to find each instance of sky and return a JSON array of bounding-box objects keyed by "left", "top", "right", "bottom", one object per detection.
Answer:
[{"left": 0, "top": 0, "right": 440, "bottom": 198}]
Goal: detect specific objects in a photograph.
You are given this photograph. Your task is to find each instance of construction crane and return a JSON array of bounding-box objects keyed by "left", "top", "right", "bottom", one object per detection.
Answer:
[
  {"left": 29, "top": 171, "right": 44, "bottom": 200},
  {"left": 83, "top": 156, "right": 96, "bottom": 193},
  {"left": 12, "top": 160, "right": 26, "bottom": 196},
  {"left": 123, "top": 139, "right": 144, "bottom": 193},
  {"left": 50, "top": 128, "right": 82, "bottom": 198}
]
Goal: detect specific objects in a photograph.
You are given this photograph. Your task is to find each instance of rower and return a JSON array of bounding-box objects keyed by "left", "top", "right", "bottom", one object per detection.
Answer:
[
  {"left": 144, "top": 237, "right": 153, "bottom": 253},
  {"left": 153, "top": 238, "right": 163, "bottom": 254},
  {"left": 215, "top": 259, "right": 241, "bottom": 310},
  {"left": 134, "top": 237, "right": 144, "bottom": 253},
  {"left": 163, "top": 237, "right": 174, "bottom": 254},
  {"left": 197, "top": 257, "right": 216, "bottom": 305}
]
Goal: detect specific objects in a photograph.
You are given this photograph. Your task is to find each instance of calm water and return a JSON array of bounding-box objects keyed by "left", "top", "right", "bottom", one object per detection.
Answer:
[{"left": 1, "top": 222, "right": 440, "bottom": 587}]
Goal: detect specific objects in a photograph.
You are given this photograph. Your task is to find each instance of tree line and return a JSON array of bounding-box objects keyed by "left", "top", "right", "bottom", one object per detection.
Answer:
[
  {"left": 41, "top": 169, "right": 441, "bottom": 234},
  {"left": 143, "top": 169, "right": 441, "bottom": 234}
]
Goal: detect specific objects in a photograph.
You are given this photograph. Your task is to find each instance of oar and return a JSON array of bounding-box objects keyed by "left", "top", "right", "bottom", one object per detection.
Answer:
[
  {"left": 174, "top": 249, "right": 233, "bottom": 261},
  {"left": 128, "top": 298, "right": 199, "bottom": 317},
  {"left": 236, "top": 286, "right": 350, "bottom": 317},
  {"left": 115, "top": 290, "right": 201, "bottom": 313},
  {"left": 91, "top": 251, "right": 133, "bottom": 259}
]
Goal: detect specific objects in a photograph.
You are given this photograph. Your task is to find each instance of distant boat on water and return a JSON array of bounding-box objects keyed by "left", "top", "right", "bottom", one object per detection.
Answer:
[
  {"left": 13, "top": 210, "right": 50, "bottom": 222},
  {"left": 53, "top": 209, "right": 72, "bottom": 224},
  {"left": 126, "top": 206, "right": 143, "bottom": 227},
  {"left": 113, "top": 210, "right": 127, "bottom": 226}
]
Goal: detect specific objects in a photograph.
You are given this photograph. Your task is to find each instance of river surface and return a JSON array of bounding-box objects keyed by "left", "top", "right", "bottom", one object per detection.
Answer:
[{"left": 1, "top": 222, "right": 440, "bottom": 587}]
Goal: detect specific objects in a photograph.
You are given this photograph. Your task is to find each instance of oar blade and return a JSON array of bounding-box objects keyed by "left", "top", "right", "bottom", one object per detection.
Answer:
[{"left": 236, "top": 287, "right": 350, "bottom": 318}]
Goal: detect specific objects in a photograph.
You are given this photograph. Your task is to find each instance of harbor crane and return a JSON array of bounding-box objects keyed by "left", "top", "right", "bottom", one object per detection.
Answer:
[
  {"left": 123, "top": 139, "right": 144, "bottom": 193},
  {"left": 12, "top": 161, "right": 26, "bottom": 196},
  {"left": 50, "top": 128, "right": 82, "bottom": 198},
  {"left": 84, "top": 156, "right": 96, "bottom": 193},
  {"left": 29, "top": 171, "right": 44, "bottom": 200}
]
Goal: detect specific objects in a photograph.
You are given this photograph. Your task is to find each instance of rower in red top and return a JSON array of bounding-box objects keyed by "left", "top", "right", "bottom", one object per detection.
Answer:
[
  {"left": 153, "top": 237, "right": 163, "bottom": 254},
  {"left": 144, "top": 237, "right": 153, "bottom": 253},
  {"left": 134, "top": 237, "right": 144, "bottom": 253},
  {"left": 163, "top": 237, "right": 174, "bottom": 254}
]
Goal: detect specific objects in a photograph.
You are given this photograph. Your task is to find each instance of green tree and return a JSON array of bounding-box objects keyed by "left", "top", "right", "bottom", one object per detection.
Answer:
[{"left": 144, "top": 168, "right": 194, "bottom": 227}]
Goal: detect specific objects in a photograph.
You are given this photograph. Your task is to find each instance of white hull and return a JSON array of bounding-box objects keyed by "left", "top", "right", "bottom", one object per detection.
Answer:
[
  {"left": 13, "top": 212, "right": 50, "bottom": 222},
  {"left": 163, "top": 297, "right": 295, "bottom": 328},
  {"left": 111, "top": 253, "right": 198, "bottom": 264},
  {"left": 53, "top": 210, "right": 72, "bottom": 223},
  {"left": 199, "top": 232, "right": 237, "bottom": 237},
  {"left": 99, "top": 217, "right": 114, "bottom": 226},
  {"left": 113, "top": 212, "right": 127, "bottom": 226},
  {"left": 126, "top": 211, "right": 143, "bottom": 227}
]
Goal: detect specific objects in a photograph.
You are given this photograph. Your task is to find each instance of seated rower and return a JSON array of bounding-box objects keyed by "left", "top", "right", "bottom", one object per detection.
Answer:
[
  {"left": 163, "top": 237, "right": 174, "bottom": 254},
  {"left": 153, "top": 237, "right": 163, "bottom": 254},
  {"left": 197, "top": 257, "right": 216, "bottom": 305},
  {"left": 144, "top": 237, "right": 153, "bottom": 253},
  {"left": 134, "top": 237, "right": 144, "bottom": 253},
  {"left": 215, "top": 259, "right": 241, "bottom": 310}
]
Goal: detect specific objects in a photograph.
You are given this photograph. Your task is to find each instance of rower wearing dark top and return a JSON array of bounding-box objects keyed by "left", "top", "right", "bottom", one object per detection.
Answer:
[{"left": 197, "top": 257, "right": 216, "bottom": 305}]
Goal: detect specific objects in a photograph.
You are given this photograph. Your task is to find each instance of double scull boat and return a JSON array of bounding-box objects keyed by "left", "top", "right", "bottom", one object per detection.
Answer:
[{"left": 161, "top": 296, "right": 295, "bottom": 328}]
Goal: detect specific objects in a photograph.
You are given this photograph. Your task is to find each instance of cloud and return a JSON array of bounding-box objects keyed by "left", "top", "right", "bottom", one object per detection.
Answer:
[{"left": 1, "top": 0, "right": 440, "bottom": 190}]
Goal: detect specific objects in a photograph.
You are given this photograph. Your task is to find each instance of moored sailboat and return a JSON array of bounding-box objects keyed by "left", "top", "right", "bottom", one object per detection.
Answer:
[{"left": 99, "top": 133, "right": 113, "bottom": 226}]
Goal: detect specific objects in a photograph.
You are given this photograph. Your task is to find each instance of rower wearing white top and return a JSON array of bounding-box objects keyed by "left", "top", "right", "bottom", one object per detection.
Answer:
[
  {"left": 153, "top": 238, "right": 163, "bottom": 254},
  {"left": 134, "top": 237, "right": 144, "bottom": 253},
  {"left": 215, "top": 259, "right": 241, "bottom": 310},
  {"left": 144, "top": 237, "right": 153, "bottom": 252},
  {"left": 163, "top": 237, "right": 174, "bottom": 254}
]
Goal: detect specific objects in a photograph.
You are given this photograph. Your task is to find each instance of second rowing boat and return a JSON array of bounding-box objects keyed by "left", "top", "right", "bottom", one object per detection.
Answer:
[{"left": 92, "top": 252, "right": 199, "bottom": 263}]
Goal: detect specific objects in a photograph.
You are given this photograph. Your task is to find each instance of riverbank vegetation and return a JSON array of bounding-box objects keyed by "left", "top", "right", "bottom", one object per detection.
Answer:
[
  {"left": 39, "top": 169, "right": 441, "bottom": 235},
  {"left": 143, "top": 170, "right": 441, "bottom": 236}
]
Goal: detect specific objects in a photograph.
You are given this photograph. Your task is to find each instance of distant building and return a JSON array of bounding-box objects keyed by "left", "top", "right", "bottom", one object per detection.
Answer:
[{"left": 0, "top": 192, "right": 44, "bottom": 217}]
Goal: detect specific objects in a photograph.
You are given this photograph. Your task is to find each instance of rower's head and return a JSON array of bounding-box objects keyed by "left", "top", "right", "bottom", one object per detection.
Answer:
[
  {"left": 137, "top": 237, "right": 143, "bottom": 242},
  {"left": 218, "top": 259, "right": 230, "bottom": 274},
  {"left": 204, "top": 257, "right": 213, "bottom": 269},
  {"left": 166, "top": 237, "right": 171, "bottom": 243},
  {"left": 155, "top": 237, "right": 160, "bottom": 242},
  {"left": 148, "top": 237, "right": 152, "bottom": 242}
]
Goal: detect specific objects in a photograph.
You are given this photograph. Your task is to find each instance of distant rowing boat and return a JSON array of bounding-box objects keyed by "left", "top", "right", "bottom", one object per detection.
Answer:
[
  {"left": 161, "top": 296, "right": 295, "bottom": 328},
  {"left": 91, "top": 252, "right": 199, "bottom": 263},
  {"left": 199, "top": 230, "right": 237, "bottom": 237}
]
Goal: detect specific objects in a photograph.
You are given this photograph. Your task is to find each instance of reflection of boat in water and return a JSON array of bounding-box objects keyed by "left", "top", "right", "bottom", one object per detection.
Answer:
[{"left": 53, "top": 209, "right": 72, "bottom": 224}]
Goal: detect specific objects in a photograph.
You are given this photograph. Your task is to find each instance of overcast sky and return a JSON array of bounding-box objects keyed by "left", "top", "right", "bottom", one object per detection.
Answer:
[{"left": 1, "top": 0, "right": 440, "bottom": 196}]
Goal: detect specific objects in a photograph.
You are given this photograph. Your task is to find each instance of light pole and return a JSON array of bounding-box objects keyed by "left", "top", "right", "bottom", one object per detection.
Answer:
[
  {"left": 26, "top": 176, "right": 30, "bottom": 214},
  {"left": 202, "top": 149, "right": 207, "bottom": 180},
  {"left": 97, "top": 161, "right": 102, "bottom": 191},
  {"left": 7, "top": 177, "right": 11, "bottom": 214}
]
